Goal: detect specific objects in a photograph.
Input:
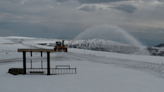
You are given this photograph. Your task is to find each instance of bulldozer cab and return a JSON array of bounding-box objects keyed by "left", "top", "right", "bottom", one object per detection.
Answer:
[{"left": 56, "top": 41, "right": 61, "bottom": 46}]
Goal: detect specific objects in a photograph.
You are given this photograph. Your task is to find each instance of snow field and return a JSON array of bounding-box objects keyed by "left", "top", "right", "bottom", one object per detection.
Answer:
[
  {"left": 69, "top": 48, "right": 164, "bottom": 64},
  {"left": 1, "top": 59, "right": 164, "bottom": 92},
  {"left": 0, "top": 36, "right": 164, "bottom": 92}
]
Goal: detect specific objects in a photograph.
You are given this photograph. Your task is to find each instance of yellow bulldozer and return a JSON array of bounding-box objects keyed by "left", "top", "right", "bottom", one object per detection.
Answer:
[{"left": 54, "top": 40, "right": 67, "bottom": 52}]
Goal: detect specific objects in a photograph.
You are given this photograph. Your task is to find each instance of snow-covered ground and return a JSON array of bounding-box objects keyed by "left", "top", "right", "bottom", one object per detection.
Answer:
[{"left": 0, "top": 36, "right": 164, "bottom": 92}]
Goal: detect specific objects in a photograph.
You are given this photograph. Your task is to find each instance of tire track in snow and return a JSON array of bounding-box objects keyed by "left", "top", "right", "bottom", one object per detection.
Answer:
[{"left": 67, "top": 52, "right": 164, "bottom": 79}]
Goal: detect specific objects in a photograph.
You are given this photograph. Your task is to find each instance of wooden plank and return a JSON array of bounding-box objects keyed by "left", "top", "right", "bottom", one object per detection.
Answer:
[
  {"left": 18, "top": 49, "right": 55, "bottom": 52},
  {"left": 30, "top": 71, "right": 44, "bottom": 74}
]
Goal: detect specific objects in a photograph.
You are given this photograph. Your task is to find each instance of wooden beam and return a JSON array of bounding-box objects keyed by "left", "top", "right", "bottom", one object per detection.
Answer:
[{"left": 18, "top": 49, "right": 55, "bottom": 52}]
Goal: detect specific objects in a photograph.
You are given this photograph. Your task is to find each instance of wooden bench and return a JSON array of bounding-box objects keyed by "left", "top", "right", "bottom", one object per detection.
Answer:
[{"left": 30, "top": 71, "right": 44, "bottom": 74}]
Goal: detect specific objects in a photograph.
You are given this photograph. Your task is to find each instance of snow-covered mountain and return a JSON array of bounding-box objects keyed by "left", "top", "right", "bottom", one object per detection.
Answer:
[
  {"left": 145, "top": 43, "right": 164, "bottom": 56},
  {"left": 148, "top": 46, "right": 164, "bottom": 56},
  {"left": 155, "top": 43, "right": 164, "bottom": 47}
]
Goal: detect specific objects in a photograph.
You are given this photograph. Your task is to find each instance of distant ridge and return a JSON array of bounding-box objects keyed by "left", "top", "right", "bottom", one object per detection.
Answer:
[{"left": 155, "top": 43, "right": 164, "bottom": 47}]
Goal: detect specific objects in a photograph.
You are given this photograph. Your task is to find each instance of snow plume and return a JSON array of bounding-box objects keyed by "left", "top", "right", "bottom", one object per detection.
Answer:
[
  {"left": 68, "top": 24, "right": 150, "bottom": 55},
  {"left": 68, "top": 39, "right": 150, "bottom": 55},
  {"left": 73, "top": 24, "right": 143, "bottom": 46}
]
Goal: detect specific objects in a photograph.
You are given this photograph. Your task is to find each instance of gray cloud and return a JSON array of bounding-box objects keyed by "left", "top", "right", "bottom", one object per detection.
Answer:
[
  {"left": 77, "top": 5, "right": 96, "bottom": 12},
  {"left": 0, "top": 0, "right": 164, "bottom": 46},
  {"left": 77, "top": 4, "right": 108, "bottom": 12},
  {"left": 77, "top": 0, "right": 129, "bottom": 4},
  {"left": 0, "top": 21, "right": 85, "bottom": 39},
  {"left": 111, "top": 4, "right": 137, "bottom": 13},
  {"left": 55, "top": 0, "right": 69, "bottom": 3},
  {"left": 157, "top": 0, "right": 164, "bottom": 2}
]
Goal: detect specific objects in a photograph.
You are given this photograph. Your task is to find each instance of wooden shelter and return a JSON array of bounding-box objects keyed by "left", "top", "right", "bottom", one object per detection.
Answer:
[
  {"left": 18, "top": 49, "right": 55, "bottom": 75},
  {"left": 17, "top": 49, "right": 76, "bottom": 75}
]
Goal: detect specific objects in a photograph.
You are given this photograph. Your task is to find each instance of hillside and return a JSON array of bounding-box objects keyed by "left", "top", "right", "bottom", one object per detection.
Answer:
[
  {"left": 147, "top": 43, "right": 164, "bottom": 56},
  {"left": 3, "top": 36, "right": 164, "bottom": 56},
  {"left": 0, "top": 36, "right": 164, "bottom": 92},
  {"left": 25, "top": 38, "right": 149, "bottom": 55}
]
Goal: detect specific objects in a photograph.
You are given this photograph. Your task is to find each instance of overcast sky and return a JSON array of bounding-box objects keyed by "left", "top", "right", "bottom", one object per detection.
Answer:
[{"left": 0, "top": 0, "right": 164, "bottom": 46}]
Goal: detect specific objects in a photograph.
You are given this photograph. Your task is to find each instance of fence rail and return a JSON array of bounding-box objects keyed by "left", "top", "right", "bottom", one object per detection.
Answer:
[{"left": 26, "top": 67, "right": 76, "bottom": 75}]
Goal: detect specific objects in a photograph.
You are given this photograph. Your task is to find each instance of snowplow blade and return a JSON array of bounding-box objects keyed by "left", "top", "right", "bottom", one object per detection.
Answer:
[{"left": 56, "top": 46, "right": 68, "bottom": 52}]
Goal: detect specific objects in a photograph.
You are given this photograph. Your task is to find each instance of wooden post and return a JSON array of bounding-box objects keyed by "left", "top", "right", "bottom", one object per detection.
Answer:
[
  {"left": 30, "top": 51, "right": 32, "bottom": 57},
  {"left": 23, "top": 51, "right": 26, "bottom": 74},
  {"left": 31, "top": 60, "right": 32, "bottom": 69},
  {"left": 47, "top": 52, "right": 50, "bottom": 75},
  {"left": 41, "top": 51, "right": 42, "bottom": 57}
]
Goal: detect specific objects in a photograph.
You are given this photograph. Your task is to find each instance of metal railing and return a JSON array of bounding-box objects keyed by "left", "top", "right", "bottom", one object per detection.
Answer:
[{"left": 26, "top": 65, "right": 76, "bottom": 75}]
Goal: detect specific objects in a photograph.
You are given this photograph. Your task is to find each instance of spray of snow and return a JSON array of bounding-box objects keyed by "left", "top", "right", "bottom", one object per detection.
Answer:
[
  {"left": 69, "top": 24, "right": 150, "bottom": 55},
  {"left": 73, "top": 24, "right": 143, "bottom": 46}
]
